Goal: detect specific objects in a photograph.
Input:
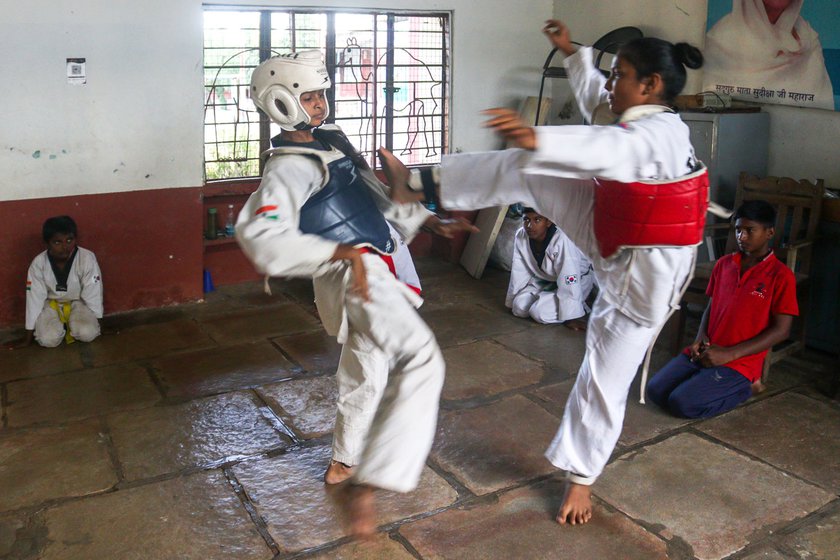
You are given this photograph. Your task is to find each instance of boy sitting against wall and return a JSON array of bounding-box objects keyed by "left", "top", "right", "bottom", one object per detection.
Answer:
[{"left": 8, "top": 216, "right": 103, "bottom": 348}]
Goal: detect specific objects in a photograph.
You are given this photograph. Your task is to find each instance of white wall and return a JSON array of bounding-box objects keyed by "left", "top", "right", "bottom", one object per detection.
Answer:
[
  {"left": 0, "top": 1, "right": 206, "bottom": 202},
  {"left": 551, "top": 0, "right": 840, "bottom": 188},
  {"left": 0, "top": 0, "right": 552, "bottom": 202}
]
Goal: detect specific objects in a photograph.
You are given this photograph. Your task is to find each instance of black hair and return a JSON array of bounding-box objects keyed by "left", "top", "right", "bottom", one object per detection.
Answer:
[
  {"left": 522, "top": 207, "right": 537, "bottom": 214},
  {"left": 733, "top": 200, "right": 776, "bottom": 229},
  {"left": 618, "top": 37, "right": 704, "bottom": 104},
  {"left": 42, "top": 216, "right": 78, "bottom": 243}
]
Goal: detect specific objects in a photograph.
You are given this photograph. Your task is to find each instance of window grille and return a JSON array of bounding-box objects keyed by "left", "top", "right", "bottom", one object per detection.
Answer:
[{"left": 203, "top": 8, "right": 450, "bottom": 181}]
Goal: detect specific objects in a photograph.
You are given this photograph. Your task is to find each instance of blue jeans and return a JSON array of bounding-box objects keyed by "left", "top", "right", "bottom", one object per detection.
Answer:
[{"left": 646, "top": 354, "right": 752, "bottom": 419}]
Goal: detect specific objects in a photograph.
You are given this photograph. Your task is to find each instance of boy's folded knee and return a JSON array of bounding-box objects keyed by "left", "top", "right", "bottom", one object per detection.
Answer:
[
  {"left": 36, "top": 333, "right": 64, "bottom": 348},
  {"left": 72, "top": 325, "right": 100, "bottom": 342},
  {"left": 667, "top": 393, "right": 702, "bottom": 418}
]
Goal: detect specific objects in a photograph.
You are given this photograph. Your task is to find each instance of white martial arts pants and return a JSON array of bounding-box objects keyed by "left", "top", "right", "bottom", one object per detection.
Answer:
[
  {"left": 511, "top": 290, "right": 569, "bottom": 324},
  {"left": 440, "top": 150, "right": 692, "bottom": 485},
  {"left": 34, "top": 300, "right": 100, "bottom": 348},
  {"left": 543, "top": 300, "right": 659, "bottom": 483},
  {"left": 331, "top": 337, "right": 388, "bottom": 467},
  {"left": 339, "top": 254, "right": 445, "bottom": 493},
  {"left": 510, "top": 273, "right": 594, "bottom": 324}
]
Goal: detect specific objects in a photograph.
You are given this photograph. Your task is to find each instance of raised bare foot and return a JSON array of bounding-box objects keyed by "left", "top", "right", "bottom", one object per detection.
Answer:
[
  {"left": 377, "top": 148, "right": 423, "bottom": 205},
  {"left": 751, "top": 380, "right": 767, "bottom": 396},
  {"left": 324, "top": 460, "right": 355, "bottom": 485},
  {"left": 563, "top": 318, "right": 588, "bottom": 331},
  {"left": 349, "top": 484, "right": 377, "bottom": 539},
  {"left": 556, "top": 481, "right": 592, "bottom": 525}
]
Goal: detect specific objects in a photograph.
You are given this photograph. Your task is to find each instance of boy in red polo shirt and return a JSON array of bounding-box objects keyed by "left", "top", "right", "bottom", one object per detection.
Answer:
[{"left": 646, "top": 200, "right": 798, "bottom": 418}]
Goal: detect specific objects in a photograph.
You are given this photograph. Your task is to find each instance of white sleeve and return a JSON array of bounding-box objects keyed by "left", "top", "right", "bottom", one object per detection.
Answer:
[
  {"left": 546, "top": 233, "right": 587, "bottom": 318},
  {"left": 563, "top": 46, "right": 609, "bottom": 122},
  {"left": 235, "top": 155, "right": 341, "bottom": 278},
  {"left": 25, "top": 256, "right": 48, "bottom": 331},
  {"left": 79, "top": 250, "right": 104, "bottom": 318},
  {"left": 526, "top": 115, "right": 685, "bottom": 183}
]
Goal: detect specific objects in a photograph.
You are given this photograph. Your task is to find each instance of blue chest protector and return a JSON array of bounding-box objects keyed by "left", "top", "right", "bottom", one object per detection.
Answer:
[{"left": 298, "top": 155, "right": 394, "bottom": 253}]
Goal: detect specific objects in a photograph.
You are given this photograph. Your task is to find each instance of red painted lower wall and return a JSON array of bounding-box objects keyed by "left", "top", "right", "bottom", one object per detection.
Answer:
[
  {"left": 0, "top": 187, "right": 478, "bottom": 328},
  {"left": 0, "top": 187, "right": 204, "bottom": 328}
]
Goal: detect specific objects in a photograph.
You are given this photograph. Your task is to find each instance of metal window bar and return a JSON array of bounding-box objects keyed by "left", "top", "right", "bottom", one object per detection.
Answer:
[{"left": 203, "top": 8, "right": 449, "bottom": 180}]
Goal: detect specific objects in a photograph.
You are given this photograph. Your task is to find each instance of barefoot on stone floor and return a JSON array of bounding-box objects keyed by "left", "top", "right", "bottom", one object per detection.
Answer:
[
  {"left": 377, "top": 148, "right": 424, "bottom": 205},
  {"left": 348, "top": 484, "right": 377, "bottom": 539},
  {"left": 324, "top": 460, "right": 355, "bottom": 485},
  {"left": 751, "top": 379, "right": 767, "bottom": 396},
  {"left": 556, "top": 481, "right": 593, "bottom": 525}
]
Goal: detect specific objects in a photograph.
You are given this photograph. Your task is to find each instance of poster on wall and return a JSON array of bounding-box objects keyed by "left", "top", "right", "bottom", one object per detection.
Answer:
[{"left": 703, "top": 0, "right": 840, "bottom": 111}]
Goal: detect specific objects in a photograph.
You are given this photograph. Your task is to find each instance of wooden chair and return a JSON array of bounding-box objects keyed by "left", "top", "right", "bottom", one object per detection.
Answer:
[{"left": 675, "top": 172, "right": 825, "bottom": 381}]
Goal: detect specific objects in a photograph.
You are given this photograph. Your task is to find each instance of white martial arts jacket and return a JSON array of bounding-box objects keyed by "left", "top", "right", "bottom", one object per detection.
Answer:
[
  {"left": 25, "top": 247, "right": 103, "bottom": 330},
  {"left": 235, "top": 136, "right": 431, "bottom": 340},
  {"left": 505, "top": 226, "right": 593, "bottom": 320},
  {"left": 526, "top": 47, "right": 699, "bottom": 328}
]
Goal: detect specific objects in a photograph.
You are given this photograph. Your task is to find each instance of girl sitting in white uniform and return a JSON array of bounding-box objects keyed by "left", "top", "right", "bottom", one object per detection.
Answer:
[
  {"left": 235, "top": 51, "right": 475, "bottom": 537},
  {"left": 378, "top": 20, "right": 707, "bottom": 526},
  {"left": 506, "top": 208, "right": 594, "bottom": 329}
]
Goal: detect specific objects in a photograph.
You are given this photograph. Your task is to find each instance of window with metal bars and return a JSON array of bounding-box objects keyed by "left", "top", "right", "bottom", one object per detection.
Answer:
[{"left": 203, "top": 8, "right": 450, "bottom": 181}]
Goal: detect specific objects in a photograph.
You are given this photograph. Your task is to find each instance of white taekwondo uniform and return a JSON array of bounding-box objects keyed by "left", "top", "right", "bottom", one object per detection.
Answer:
[
  {"left": 235, "top": 137, "right": 443, "bottom": 492},
  {"left": 507, "top": 225, "right": 594, "bottom": 324},
  {"left": 25, "top": 247, "right": 103, "bottom": 347},
  {"left": 438, "top": 47, "right": 699, "bottom": 485}
]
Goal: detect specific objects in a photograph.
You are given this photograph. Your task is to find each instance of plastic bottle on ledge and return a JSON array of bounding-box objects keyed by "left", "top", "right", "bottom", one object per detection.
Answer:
[
  {"left": 225, "top": 204, "right": 236, "bottom": 237},
  {"left": 205, "top": 207, "right": 217, "bottom": 240}
]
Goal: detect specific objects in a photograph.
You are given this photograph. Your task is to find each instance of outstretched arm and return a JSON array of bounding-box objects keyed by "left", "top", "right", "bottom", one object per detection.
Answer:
[
  {"left": 423, "top": 214, "right": 479, "bottom": 238},
  {"left": 482, "top": 108, "right": 537, "bottom": 151}
]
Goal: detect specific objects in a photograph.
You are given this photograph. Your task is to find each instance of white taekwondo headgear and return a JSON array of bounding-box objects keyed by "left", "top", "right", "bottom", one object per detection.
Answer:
[{"left": 250, "top": 50, "right": 331, "bottom": 131}]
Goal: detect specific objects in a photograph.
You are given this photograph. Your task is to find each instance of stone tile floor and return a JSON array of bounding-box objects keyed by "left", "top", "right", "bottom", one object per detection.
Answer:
[{"left": 0, "top": 258, "right": 837, "bottom": 560}]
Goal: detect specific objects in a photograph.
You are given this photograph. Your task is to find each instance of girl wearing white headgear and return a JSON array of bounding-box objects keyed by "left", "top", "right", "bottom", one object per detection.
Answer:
[{"left": 238, "top": 50, "right": 474, "bottom": 537}]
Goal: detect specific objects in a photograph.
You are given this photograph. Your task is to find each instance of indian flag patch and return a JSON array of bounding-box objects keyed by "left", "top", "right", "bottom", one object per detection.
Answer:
[
  {"left": 255, "top": 205, "right": 280, "bottom": 220},
  {"left": 26, "top": 280, "right": 32, "bottom": 291}
]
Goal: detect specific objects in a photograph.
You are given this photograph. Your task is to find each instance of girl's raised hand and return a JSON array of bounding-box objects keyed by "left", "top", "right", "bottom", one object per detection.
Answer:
[
  {"left": 543, "top": 20, "right": 576, "bottom": 56},
  {"left": 482, "top": 108, "right": 537, "bottom": 151}
]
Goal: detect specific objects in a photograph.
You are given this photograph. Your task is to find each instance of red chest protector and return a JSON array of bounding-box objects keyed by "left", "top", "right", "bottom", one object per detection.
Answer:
[{"left": 593, "top": 165, "right": 709, "bottom": 258}]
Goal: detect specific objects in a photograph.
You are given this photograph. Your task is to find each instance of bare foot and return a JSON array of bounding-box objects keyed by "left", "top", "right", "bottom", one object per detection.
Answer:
[
  {"left": 324, "top": 460, "right": 355, "bottom": 485},
  {"left": 349, "top": 484, "right": 377, "bottom": 539},
  {"left": 377, "top": 148, "right": 423, "bottom": 204},
  {"left": 751, "top": 380, "right": 767, "bottom": 396},
  {"left": 563, "top": 318, "right": 587, "bottom": 331},
  {"left": 556, "top": 481, "right": 592, "bottom": 525}
]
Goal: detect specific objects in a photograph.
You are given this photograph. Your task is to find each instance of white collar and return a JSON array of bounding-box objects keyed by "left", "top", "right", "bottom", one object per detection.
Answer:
[{"left": 618, "top": 104, "right": 674, "bottom": 124}]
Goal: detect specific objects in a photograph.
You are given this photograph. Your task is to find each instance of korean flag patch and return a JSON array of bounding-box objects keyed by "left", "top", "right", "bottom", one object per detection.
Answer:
[{"left": 564, "top": 275, "right": 578, "bottom": 285}]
